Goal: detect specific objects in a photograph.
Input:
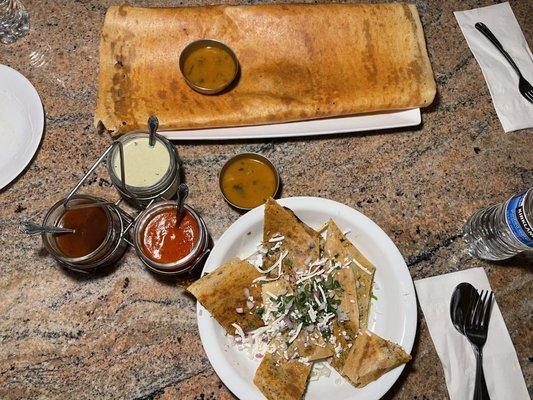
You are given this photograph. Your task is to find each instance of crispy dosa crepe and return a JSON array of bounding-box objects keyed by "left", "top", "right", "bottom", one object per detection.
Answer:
[
  {"left": 342, "top": 330, "right": 411, "bottom": 387},
  {"left": 288, "top": 331, "right": 333, "bottom": 362},
  {"left": 187, "top": 258, "right": 264, "bottom": 333},
  {"left": 324, "top": 220, "right": 361, "bottom": 371},
  {"left": 95, "top": 3, "right": 436, "bottom": 135},
  {"left": 324, "top": 220, "right": 360, "bottom": 335},
  {"left": 262, "top": 268, "right": 333, "bottom": 361},
  {"left": 263, "top": 198, "right": 320, "bottom": 274},
  {"left": 340, "top": 233, "right": 376, "bottom": 329},
  {"left": 254, "top": 353, "right": 312, "bottom": 400}
]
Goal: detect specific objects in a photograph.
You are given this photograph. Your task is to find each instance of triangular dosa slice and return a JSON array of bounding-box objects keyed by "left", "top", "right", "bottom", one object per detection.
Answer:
[
  {"left": 324, "top": 220, "right": 359, "bottom": 335},
  {"left": 324, "top": 220, "right": 360, "bottom": 371},
  {"left": 262, "top": 280, "right": 334, "bottom": 361},
  {"left": 263, "top": 198, "right": 320, "bottom": 274},
  {"left": 342, "top": 330, "right": 411, "bottom": 387},
  {"left": 187, "top": 258, "right": 264, "bottom": 333},
  {"left": 253, "top": 353, "right": 312, "bottom": 400},
  {"left": 288, "top": 330, "right": 334, "bottom": 361},
  {"left": 329, "top": 323, "right": 355, "bottom": 372},
  {"left": 335, "top": 225, "right": 376, "bottom": 329}
]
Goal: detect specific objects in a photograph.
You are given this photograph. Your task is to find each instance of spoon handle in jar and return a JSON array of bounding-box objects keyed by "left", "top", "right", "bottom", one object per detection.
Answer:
[
  {"left": 148, "top": 115, "right": 159, "bottom": 147},
  {"left": 20, "top": 221, "right": 75, "bottom": 235},
  {"left": 176, "top": 183, "right": 189, "bottom": 226}
]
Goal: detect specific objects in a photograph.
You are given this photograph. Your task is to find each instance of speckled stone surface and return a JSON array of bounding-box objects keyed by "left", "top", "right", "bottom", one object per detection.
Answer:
[{"left": 0, "top": 1, "right": 531, "bottom": 399}]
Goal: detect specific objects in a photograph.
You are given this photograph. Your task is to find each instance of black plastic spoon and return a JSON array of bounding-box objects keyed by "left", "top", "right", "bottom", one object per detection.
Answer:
[
  {"left": 450, "top": 282, "right": 479, "bottom": 334},
  {"left": 176, "top": 183, "right": 189, "bottom": 227},
  {"left": 148, "top": 115, "right": 159, "bottom": 147}
]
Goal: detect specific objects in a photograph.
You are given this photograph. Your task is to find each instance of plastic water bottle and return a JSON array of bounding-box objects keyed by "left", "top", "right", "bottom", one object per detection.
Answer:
[
  {"left": 463, "top": 188, "right": 533, "bottom": 261},
  {"left": 0, "top": 0, "right": 29, "bottom": 44}
]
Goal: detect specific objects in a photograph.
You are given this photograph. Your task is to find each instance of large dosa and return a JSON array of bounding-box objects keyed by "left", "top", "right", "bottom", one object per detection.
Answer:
[{"left": 95, "top": 3, "right": 436, "bottom": 135}]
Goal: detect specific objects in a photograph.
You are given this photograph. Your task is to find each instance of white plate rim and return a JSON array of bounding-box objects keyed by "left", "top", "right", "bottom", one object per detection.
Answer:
[
  {"left": 0, "top": 64, "right": 44, "bottom": 190},
  {"left": 162, "top": 109, "right": 420, "bottom": 140},
  {"left": 196, "top": 196, "right": 417, "bottom": 400}
]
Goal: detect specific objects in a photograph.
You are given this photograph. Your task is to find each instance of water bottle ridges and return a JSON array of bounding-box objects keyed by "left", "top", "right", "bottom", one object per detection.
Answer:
[{"left": 463, "top": 188, "right": 533, "bottom": 261}]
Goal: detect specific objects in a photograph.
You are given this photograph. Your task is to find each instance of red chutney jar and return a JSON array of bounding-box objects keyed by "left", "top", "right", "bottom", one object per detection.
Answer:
[{"left": 133, "top": 200, "right": 210, "bottom": 275}]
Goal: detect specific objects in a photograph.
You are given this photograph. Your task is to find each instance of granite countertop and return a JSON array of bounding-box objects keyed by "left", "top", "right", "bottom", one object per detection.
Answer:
[{"left": 0, "top": 1, "right": 531, "bottom": 399}]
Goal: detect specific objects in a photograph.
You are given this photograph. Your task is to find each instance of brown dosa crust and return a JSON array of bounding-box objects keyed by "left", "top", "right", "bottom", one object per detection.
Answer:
[
  {"left": 342, "top": 330, "right": 411, "bottom": 387},
  {"left": 324, "top": 220, "right": 360, "bottom": 372},
  {"left": 95, "top": 3, "right": 436, "bottom": 134},
  {"left": 324, "top": 220, "right": 360, "bottom": 335},
  {"left": 253, "top": 353, "right": 312, "bottom": 400},
  {"left": 288, "top": 330, "right": 333, "bottom": 362},
  {"left": 338, "top": 226, "right": 376, "bottom": 329},
  {"left": 262, "top": 200, "right": 333, "bottom": 361},
  {"left": 187, "top": 258, "right": 264, "bottom": 333},
  {"left": 263, "top": 198, "right": 320, "bottom": 274}
]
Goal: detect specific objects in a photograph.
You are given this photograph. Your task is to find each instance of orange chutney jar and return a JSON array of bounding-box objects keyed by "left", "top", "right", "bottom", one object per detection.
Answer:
[{"left": 132, "top": 201, "right": 210, "bottom": 275}]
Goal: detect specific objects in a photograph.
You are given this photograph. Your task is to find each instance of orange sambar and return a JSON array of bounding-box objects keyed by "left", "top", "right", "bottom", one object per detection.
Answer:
[{"left": 141, "top": 208, "right": 199, "bottom": 264}]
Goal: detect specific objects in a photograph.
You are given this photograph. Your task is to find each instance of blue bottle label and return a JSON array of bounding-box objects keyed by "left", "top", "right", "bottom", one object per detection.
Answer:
[{"left": 505, "top": 191, "right": 533, "bottom": 247}]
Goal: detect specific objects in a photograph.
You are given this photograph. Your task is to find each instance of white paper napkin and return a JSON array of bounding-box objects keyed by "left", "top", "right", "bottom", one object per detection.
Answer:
[
  {"left": 454, "top": 2, "right": 533, "bottom": 132},
  {"left": 415, "top": 267, "right": 528, "bottom": 400}
]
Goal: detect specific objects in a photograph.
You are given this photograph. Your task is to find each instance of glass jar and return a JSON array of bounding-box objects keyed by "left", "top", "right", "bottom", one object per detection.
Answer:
[
  {"left": 107, "top": 132, "right": 180, "bottom": 206},
  {"left": 133, "top": 201, "right": 210, "bottom": 275},
  {"left": 41, "top": 195, "right": 128, "bottom": 272}
]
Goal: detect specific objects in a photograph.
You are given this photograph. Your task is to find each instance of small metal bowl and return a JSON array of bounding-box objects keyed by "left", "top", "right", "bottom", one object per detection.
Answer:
[
  {"left": 219, "top": 153, "right": 280, "bottom": 211},
  {"left": 179, "top": 39, "right": 239, "bottom": 95}
]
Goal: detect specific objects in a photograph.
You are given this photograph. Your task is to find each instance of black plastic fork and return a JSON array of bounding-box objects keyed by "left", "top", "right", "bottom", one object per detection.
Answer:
[
  {"left": 464, "top": 289, "right": 495, "bottom": 400},
  {"left": 475, "top": 22, "right": 533, "bottom": 104}
]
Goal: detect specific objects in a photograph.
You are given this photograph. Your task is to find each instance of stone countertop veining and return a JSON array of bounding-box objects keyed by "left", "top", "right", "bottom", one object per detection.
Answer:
[{"left": 0, "top": 1, "right": 531, "bottom": 399}]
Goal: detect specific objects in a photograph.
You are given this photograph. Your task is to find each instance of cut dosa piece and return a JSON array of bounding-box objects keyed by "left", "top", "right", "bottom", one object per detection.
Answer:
[
  {"left": 262, "top": 276, "right": 333, "bottom": 361},
  {"left": 288, "top": 330, "right": 333, "bottom": 362},
  {"left": 323, "top": 220, "right": 360, "bottom": 371},
  {"left": 95, "top": 3, "right": 436, "bottom": 135},
  {"left": 263, "top": 198, "right": 320, "bottom": 274},
  {"left": 324, "top": 220, "right": 359, "bottom": 335},
  {"left": 187, "top": 258, "right": 264, "bottom": 333},
  {"left": 261, "top": 279, "right": 292, "bottom": 322},
  {"left": 261, "top": 279, "right": 292, "bottom": 300},
  {"left": 253, "top": 353, "right": 312, "bottom": 400},
  {"left": 342, "top": 330, "right": 411, "bottom": 387},
  {"left": 341, "top": 235, "right": 376, "bottom": 329},
  {"left": 329, "top": 323, "right": 355, "bottom": 372}
]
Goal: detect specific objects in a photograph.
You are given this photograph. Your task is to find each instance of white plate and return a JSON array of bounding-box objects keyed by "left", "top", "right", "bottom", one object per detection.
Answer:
[
  {"left": 197, "top": 196, "right": 417, "bottom": 400},
  {"left": 162, "top": 109, "right": 420, "bottom": 140},
  {"left": 0, "top": 64, "right": 44, "bottom": 190}
]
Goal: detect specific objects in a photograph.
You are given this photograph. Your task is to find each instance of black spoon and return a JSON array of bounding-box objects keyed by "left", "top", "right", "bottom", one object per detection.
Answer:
[
  {"left": 450, "top": 282, "right": 479, "bottom": 334},
  {"left": 148, "top": 115, "right": 159, "bottom": 147},
  {"left": 176, "top": 183, "right": 189, "bottom": 227}
]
